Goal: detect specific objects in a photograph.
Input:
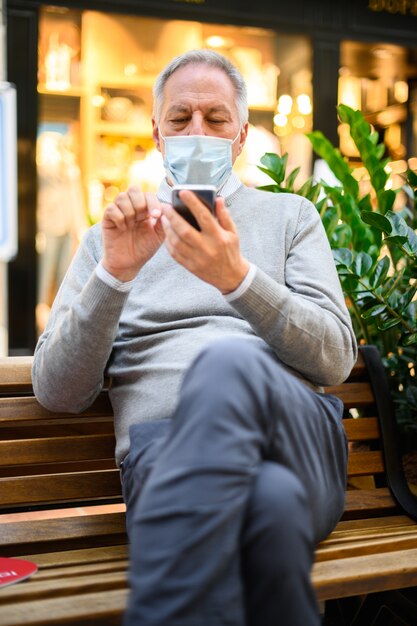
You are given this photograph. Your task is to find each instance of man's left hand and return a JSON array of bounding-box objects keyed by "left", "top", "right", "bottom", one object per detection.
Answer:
[{"left": 161, "top": 190, "right": 249, "bottom": 294}]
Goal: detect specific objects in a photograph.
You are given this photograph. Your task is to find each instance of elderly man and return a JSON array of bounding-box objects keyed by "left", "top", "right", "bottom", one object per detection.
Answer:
[{"left": 32, "top": 50, "right": 357, "bottom": 626}]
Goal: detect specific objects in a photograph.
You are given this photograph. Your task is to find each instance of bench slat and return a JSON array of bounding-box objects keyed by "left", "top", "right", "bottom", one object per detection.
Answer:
[
  {"left": 0, "top": 394, "right": 113, "bottom": 422},
  {"left": 324, "top": 382, "right": 374, "bottom": 407},
  {"left": 347, "top": 450, "right": 384, "bottom": 476},
  {"left": 0, "top": 570, "right": 127, "bottom": 604},
  {"left": 312, "top": 547, "right": 417, "bottom": 601},
  {"left": 343, "top": 488, "right": 398, "bottom": 518},
  {"left": 343, "top": 417, "right": 380, "bottom": 441},
  {"left": 0, "top": 470, "right": 122, "bottom": 508},
  {"left": 0, "top": 588, "right": 128, "bottom": 626},
  {"left": 0, "top": 435, "right": 115, "bottom": 466}
]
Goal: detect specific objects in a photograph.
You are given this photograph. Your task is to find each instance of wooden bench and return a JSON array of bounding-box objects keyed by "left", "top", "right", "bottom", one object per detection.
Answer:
[{"left": 1, "top": 346, "right": 417, "bottom": 625}]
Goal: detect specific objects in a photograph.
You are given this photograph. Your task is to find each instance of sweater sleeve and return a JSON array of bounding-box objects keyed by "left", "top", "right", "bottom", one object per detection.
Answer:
[
  {"left": 228, "top": 198, "right": 358, "bottom": 386},
  {"left": 32, "top": 227, "right": 130, "bottom": 413}
]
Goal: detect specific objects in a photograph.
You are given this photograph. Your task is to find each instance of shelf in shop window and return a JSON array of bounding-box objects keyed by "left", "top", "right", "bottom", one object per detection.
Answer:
[
  {"left": 38, "top": 84, "right": 86, "bottom": 98},
  {"left": 99, "top": 76, "right": 156, "bottom": 90},
  {"left": 94, "top": 122, "right": 153, "bottom": 138},
  {"left": 248, "top": 104, "right": 276, "bottom": 112}
]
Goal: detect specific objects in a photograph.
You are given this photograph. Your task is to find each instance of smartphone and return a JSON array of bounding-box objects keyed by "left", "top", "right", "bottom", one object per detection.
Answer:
[{"left": 171, "top": 184, "right": 216, "bottom": 231}]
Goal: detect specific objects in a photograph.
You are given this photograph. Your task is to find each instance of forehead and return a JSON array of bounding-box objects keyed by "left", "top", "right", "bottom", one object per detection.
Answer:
[{"left": 161, "top": 64, "right": 238, "bottom": 113}]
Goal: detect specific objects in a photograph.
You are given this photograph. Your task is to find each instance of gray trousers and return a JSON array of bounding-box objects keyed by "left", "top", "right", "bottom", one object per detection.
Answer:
[{"left": 121, "top": 338, "right": 348, "bottom": 626}]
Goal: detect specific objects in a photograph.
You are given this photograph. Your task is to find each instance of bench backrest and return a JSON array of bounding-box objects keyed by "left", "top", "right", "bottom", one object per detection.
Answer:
[{"left": 0, "top": 347, "right": 403, "bottom": 518}]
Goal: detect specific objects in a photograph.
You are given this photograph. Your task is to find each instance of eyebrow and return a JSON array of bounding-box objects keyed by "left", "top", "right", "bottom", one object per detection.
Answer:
[{"left": 166, "top": 104, "right": 232, "bottom": 117}]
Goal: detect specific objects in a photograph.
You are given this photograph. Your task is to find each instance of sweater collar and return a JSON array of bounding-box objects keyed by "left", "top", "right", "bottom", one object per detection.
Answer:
[{"left": 157, "top": 172, "right": 243, "bottom": 205}]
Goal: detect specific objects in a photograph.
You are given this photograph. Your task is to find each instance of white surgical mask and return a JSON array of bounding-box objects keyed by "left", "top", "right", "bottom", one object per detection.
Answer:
[{"left": 159, "top": 130, "right": 241, "bottom": 189}]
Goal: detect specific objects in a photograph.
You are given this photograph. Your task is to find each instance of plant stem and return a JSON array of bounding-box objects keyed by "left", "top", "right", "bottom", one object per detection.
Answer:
[{"left": 350, "top": 297, "right": 371, "bottom": 344}]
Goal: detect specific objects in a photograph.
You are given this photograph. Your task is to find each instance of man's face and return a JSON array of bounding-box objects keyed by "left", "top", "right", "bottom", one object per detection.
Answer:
[{"left": 152, "top": 64, "right": 248, "bottom": 164}]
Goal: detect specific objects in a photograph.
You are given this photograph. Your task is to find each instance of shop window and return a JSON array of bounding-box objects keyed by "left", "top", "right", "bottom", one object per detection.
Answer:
[{"left": 338, "top": 40, "right": 417, "bottom": 188}]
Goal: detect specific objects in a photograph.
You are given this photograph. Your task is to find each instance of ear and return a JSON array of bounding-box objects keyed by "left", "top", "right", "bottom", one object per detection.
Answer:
[
  {"left": 237, "top": 122, "right": 249, "bottom": 157},
  {"left": 152, "top": 117, "right": 161, "bottom": 152}
]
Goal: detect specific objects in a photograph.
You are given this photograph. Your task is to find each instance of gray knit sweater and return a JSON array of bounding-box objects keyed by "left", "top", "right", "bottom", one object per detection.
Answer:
[{"left": 32, "top": 184, "right": 357, "bottom": 465}]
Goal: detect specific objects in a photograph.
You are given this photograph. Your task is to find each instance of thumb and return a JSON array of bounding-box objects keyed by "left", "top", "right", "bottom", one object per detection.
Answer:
[{"left": 216, "top": 198, "right": 237, "bottom": 233}]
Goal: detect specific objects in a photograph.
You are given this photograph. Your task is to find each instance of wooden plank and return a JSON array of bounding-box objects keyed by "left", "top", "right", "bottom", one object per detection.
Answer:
[
  {"left": 0, "top": 434, "right": 115, "bottom": 466},
  {"left": 347, "top": 450, "right": 385, "bottom": 477},
  {"left": 0, "top": 357, "right": 33, "bottom": 393},
  {"left": 0, "top": 588, "right": 128, "bottom": 626},
  {"left": 343, "top": 417, "right": 380, "bottom": 441},
  {"left": 324, "top": 381, "right": 374, "bottom": 408},
  {"left": 312, "top": 547, "right": 417, "bottom": 601},
  {"left": 21, "top": 545, "right": 128, "bottom": 568},
  {"left": 0, "top": 418, "right": 115, "bottom": 439},
  {"left": 0, "top": 513, "right": 127, "bottom": 557},
  {"left": 0, "top": 394, "right": 113, "bottom": 422},
  {"left": 0, "top": 570, "right": 127, "bottom": 604},
  {"left": 343, "top": 488, "right": 398, "bottom": 518},
  {"left": 0, "top": 470, "right": 123, "bottom": 508},
  {"left": 316, "top": 528, "right": 417, "bottom": 562},
  {"left": 0, "top": 459, "right": 118, "bottom": 479},
  {"left": 335, "top": 515, "right": 416, "bottom": 532},
  {"left": 28, "top": 558, "right": 128, "bottom": 582},
  {"left": 1, "top": 513, "right": 126, "bottom": 547},
  {"left": 347, "top": 450, "right": 384, "bottom": 476}
]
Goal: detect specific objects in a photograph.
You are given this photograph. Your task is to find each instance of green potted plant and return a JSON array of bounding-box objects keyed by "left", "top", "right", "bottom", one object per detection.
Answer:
[{"left": 258, "top": 104, "right": 417, "bottom": 443}]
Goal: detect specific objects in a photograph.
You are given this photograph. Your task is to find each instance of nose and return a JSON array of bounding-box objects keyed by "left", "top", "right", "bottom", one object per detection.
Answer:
[{"left": 188, "top": 113, "right": 205, "bottom": 135}]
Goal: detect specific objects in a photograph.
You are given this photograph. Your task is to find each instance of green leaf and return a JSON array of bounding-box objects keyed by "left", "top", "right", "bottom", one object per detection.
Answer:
[
  {"left": 407, "top": 169, "right": 417, "bottom": 188},
  {"left": 386, "top": 211, "right": 409, "bottom": 237},
  {"left": 406, "top": 227, "right": 417, "bottom": 255},
  {"left": 285, "top": 167, "right": 300, "bottom": 191},
  {"left": 341, "top": 276, "right": 359, "bottom": 292},
  {"left": 256, "top": 184, "right": 280, "bottom": 192},
  {"left": 337, "top": 103, "right": 353, "bottom": 123},
  {"left": 332, "top": 223, "right": 352, "bottom": 248},
  {"left": 379, "top": 189, "right": 396, "bottom": 215},
  {"left": 297, "top": 177, "right": 312, "bottom": 197},
  {"left": 378, "top": 317, "right": 402, "bottom": 331},
  {"left": 258, "top": 153, "right": 288, "bottom": 185},
  {"left": 370, "top": 256, "right": 390, "bottom": 288},
  {"left": 361, "top": 211, "right": 392, "bottom": 233},
  {"left": 361, "top": 304, "right": 388, "bottom": 319},
  {"left": 403, "top": 333, "right": 417, "bottom": 347},
  {"left": 307, "top": 131, "right": 359, "bottom": 198},
  {"left": 375, "top": 143, "right": 386, "bottom": 160},
  {"left": 354, "top": 252, "right": 373, "bottom": 277},
  {"left": 333, "top": 248, "right": 353, "bottom": 267}
]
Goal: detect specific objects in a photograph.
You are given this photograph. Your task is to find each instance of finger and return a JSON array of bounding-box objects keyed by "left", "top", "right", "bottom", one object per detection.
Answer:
[
  {"left": 113, "top": 191, "right": 138, "bottom": 229},
  {"left": 162, "top": 204, "right": 200, "bottom": 242},
  {"left": 126, "top": 187, "right": 148, "bottom": 223},
  {"left": 179, "top": 190, "right": 217, "bottom": 233},
  {"left": 102, "top": 202, "right": 129, "bottom": 231},
  {"left": 161, "top": 214, "right": 194, "bottom": 255},
  {"left": 215, "top": 198, "right": 237, "bottom": 233},
  {"left": 145, "top": 192, "right": 163, "bottom": 219}
]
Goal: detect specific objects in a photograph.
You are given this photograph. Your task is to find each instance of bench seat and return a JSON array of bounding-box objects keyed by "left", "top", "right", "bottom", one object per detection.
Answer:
[{"left": 1, "top": 346, "right": 417, "bottom": 625}]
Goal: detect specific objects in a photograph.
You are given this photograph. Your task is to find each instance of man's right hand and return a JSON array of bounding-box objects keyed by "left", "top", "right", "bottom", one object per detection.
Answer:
[{"left": 102, "top": 186, "right": 167, "bottom": 282}]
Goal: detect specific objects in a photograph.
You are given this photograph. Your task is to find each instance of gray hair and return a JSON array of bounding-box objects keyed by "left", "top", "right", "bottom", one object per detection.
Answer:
[{"left": 153, "top": 49, "right": 248, "bottom": 125}]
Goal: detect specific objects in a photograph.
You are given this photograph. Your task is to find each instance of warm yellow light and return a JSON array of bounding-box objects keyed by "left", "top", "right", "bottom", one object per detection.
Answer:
[
  {"left": 277, "top": 95, "right": 292, "bottom": 115},
  {"left": 274, "top": 125, "right": 291, "bottom": 137},
  {"left": 124, "top": 63, "right": 138, "bottom": 77},
  {"left": 338, "top": 76, "right": 362, "bottom": 110},
  {"left": 205, "top": 36, "right": 233, "bottom": 49},
  {"left": 296, "top": 94, "right": 311, "bottom": 115},
  {"left": 92, "top": 95, "right": 106, "bottom": 107},
  {"left": 292, "top": 115, "right": 305, "bottom": 129},
  {"left": 394, "top": 81, "right": 409, "bottom": 104},
  {"left": 274, "top": 113, "right": 288, "bottom": 127}
]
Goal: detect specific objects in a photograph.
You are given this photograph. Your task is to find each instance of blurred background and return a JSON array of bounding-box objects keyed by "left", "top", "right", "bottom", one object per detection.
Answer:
[{"left": 1, "top": 0, "right": 417, "bottom": 354}]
